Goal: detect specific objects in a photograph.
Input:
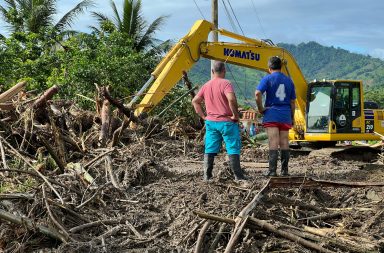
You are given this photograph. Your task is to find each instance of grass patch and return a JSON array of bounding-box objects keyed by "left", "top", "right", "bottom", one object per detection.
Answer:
[{"left": 0, "top": 176, "right": 38, "bottom": 193}]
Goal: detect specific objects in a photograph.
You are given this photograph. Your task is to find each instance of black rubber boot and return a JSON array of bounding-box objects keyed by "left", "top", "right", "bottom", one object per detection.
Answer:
[
  {"left": 203, "top": 154, "right": 215, "bottom": 181},
  {"left": 281, "top": 149, "right": 290, "bottom": 176},
  {"left": 228, "top": 154, "right": 247, "bottom": 180},
  {"left": 266, "top": 150, "right": 278, "bottom": 177}
]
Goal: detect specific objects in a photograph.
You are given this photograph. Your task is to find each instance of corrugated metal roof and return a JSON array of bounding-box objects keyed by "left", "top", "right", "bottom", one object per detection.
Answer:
[{"left": 240, "top": 109, "right": 258, "bottom": 121}]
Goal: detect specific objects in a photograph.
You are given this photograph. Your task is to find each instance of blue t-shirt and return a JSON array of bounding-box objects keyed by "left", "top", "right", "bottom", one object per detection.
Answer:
[{"left": 256, "top": 72, "right": 296, "bottom": 124}]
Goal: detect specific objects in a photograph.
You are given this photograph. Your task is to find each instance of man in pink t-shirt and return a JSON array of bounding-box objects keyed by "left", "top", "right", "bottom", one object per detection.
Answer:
[{"left": 192, "top": 61, "right": 246, "bottom": 181}]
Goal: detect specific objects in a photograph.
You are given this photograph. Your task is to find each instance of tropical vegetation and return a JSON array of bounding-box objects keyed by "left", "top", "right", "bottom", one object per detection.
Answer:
[
  {"left": 91, "top": 0, "right": 169, "bottom": 52},
  {"left": 0, "top": 0, "right": 169, "bottom": 108},
  {"left": 1, "top": 0, "right": 384, "bottom": 116},
  {"left": 0, "top": 0, "right": 93, "bottom": 40}
]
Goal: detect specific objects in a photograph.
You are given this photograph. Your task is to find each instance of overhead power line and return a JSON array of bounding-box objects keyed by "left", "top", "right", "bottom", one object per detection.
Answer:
[
  {"left": 225, "top": 64, "right": 256, "bottom": 110},
  {"left": 221, "top": 0, "right": 238, "bottom": 34},
  {"left": 221, "top": 1, "right": 252, "bottom": 106},
  {"left": 250, "top": 0, "right": 267, "bottom": 38},
  {"left": 226, "top": 0, "right": 245, "bottom": 36},
  {"left": 192, "top": 0, "right": 206, "bottom": 20}
]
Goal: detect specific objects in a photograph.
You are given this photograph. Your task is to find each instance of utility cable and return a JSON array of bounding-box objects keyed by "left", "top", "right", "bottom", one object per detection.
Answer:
[
  {"left": 226, "top": 0, "right": 245, "bottom": 36},
  {"left": 225, "top": 63, "right": 256, "bottom": 110},
  {"left": 192, "top": 0, "right": 206, "bottom": 20},
  {"left": 221, "top": 0, "right": 238, "bottom": 34},
  {"left": 250, "top": 0, "right": 267, "bottom": 39},
  {"left": 223, "top": 1, "right": 251, "bottom": 106}
]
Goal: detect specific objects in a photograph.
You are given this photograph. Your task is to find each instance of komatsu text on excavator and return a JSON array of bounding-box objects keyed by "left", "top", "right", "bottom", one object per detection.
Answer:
[{"left": 129, "top": 20, "right": 384, "bottom": 144}]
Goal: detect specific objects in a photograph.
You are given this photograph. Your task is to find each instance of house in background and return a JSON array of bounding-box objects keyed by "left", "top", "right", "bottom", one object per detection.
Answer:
[{"left": 239, "top": 109, "right": 260, "bottom": 136}]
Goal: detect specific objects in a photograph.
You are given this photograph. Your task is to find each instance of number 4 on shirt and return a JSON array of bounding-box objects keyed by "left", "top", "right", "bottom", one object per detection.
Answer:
[{"left": 275, "top": 83, "right": 286, "bottom": 101}]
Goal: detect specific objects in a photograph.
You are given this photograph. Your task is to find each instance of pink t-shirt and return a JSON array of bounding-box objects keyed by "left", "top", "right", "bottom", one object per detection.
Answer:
[{"left": 197, "top": 77, "right": 235, "bottom": 122}]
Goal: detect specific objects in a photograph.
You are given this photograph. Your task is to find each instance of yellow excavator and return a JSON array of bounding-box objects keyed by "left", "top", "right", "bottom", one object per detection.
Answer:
[{"left": 129, "top": 19, "right": 384, "bottom": 145}]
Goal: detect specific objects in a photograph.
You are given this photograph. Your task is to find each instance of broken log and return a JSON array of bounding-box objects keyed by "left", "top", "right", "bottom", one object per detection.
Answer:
[
  {"left": 0, "top": 102, "right": 14, "bottom": 110},
  {"left": 69, "top": 218, "right": 125, "bottom": 233},
  {"left": 49, "top": 107, "right": 68, "bottom": 164},
  {"left": 303, "top": 226, "right": 377, "bottom": 253},
  {"left": 238, "top": 179, "right": 271, "bottom": 217},
  {"left": 0, "top": 136, "right": 8, "bottom": 170},
  {"left": 269, "top": 176, "right": 384, "bottom": 188},
  {"left": 182, "top": 71, "right": 197, "bottom": 99},
  {"left": 39, "top": 135, "right": 66, "bottom": 173},
  {"left": 194, "top": 210, "right": 335, "bottom": 253},
  {"left": 194, "top": 220, "right": 212, "bottom": 253},
  {"left": 99, "top": 99, "right": 111, "bottom": 147},
  {"left": 298, "top": 212, "right": 342, "bottom": 222},
  {"left": 101, "top": 87, "right": 139, "bottom": 123},
  {"left": 224, "top": 179, "right": 271, "bottom": 252},
  {"left": 0, "top": 80, "right": 27, "bottom": 103},
  {"left": 33, "top": 85, "right": 59, "bottom": 109},
  {"left": 224, "top": 216, "right": 249, "bottom": 253},
  {"left": 0, "top": 208, "right": 68, "bottom": 243},
  {"left": 208, "top": 223, "right": 226, "bottom": 253}
]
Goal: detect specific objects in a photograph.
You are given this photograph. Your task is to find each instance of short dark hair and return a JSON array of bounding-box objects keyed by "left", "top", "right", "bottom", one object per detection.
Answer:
[
  {"left": 212, "top": 61, "right": 225, "bottom": 73},
  {"left": 268, "top": 56, "right": 282, "bottom": 70}
]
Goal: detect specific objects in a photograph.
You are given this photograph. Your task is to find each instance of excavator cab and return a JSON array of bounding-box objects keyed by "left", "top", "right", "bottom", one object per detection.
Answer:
[{"left": 306, "top": 80, "right": 362, "bottom": 135}]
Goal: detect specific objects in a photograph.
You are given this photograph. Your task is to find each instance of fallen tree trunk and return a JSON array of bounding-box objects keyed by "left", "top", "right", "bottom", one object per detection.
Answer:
[
  {"left": 99, "top": 99, "right": 111, "bottom": 147},
  {"left": 194, "top": 220, "right": 212, "bottom": 253},
  {"left": 269, "top": 176, "right": 384, "bottom": 188},
  {"left": 194, "top": 210, "right": 335, "bottom": 253},
  {"left": 101, "top": 87, "right": 139, "bottom": 124},
  {"left": 0, "top": 208, "right": 68, "bottom": 243},
  {"left": 0, "top": 81, "right": 27, "bottom": 103},
  {"left": 224, "top": 179, "right": 271, "bottom": 253},
  {"left": 303, "top": 226, "right": 378, "bottom": 253},
  {"left": 33, "top": 85, "right": 59, "bottom": 109}
]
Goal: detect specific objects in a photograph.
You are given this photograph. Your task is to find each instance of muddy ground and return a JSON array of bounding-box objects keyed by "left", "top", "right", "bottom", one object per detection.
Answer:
[
  {"left": 1, "top": 131, "right": 383, "bottom": 253},
  {"left": 0, "top": 84, "right": 383, "bottom": 252}
]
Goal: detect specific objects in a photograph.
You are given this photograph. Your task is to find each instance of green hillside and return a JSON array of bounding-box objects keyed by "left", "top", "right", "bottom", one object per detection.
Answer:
[
  {"left": 188, "top": 42, "right": 384, "bottom": 107},
  {"left": 281, "top": 42, "right": 384, "bottom": 86}
]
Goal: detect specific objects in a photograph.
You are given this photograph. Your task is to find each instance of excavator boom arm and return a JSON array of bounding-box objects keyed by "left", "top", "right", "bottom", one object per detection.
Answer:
[{"left": 133, "top": 20, "right": 307, "bottom": 134}]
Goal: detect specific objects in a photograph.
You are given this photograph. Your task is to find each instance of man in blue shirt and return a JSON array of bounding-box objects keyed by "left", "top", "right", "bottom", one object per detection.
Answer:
[{"left": 255, "top": 56, "right": 296, "bottom": 176}]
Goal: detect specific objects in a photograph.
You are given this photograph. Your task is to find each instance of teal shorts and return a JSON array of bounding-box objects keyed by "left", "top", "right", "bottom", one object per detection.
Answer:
[{"left": 205, "top": 120, "right": 241, "bottom": 155}]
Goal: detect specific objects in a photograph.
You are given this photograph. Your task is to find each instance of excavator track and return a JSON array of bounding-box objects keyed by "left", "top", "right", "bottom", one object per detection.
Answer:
[{"left": 306, "top": 145, "right": 381, "bottom": 162}]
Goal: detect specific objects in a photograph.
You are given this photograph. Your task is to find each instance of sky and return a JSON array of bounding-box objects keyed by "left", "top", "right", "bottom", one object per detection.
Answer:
[{"left": 1, "top": 0, "right": 384, "bottom": 59}]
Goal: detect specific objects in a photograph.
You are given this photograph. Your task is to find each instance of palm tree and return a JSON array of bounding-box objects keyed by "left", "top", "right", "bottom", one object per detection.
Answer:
[
  {"left": 92, "top": 0, "right": 168, "bottom": 51},
  {"left": 0, "top": 0, "right": 94, "bottom": 36}
]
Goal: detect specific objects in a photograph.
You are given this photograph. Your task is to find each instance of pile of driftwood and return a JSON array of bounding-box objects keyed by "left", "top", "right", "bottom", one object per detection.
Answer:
[
  {"left": 0, "top": 81, "right": 197, "bottom": 252},
  {"left": 0, "top": 81, "right": 384, "bottom": 252},
  {"left": 192, "top": 176, "right": 384, "bottom": 253}
]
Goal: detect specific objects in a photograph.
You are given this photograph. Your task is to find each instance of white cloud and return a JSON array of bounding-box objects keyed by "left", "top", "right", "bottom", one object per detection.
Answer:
[
  {"left": 370, "top": 48, "right": 384, "bottom": 60},
  {"left": 1, "top": 0, "right": 384, "bottom": 60}
]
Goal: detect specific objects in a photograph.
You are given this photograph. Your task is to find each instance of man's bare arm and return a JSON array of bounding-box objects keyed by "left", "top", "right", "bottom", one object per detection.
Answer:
[
  {"left": 255, "top": 90, "right": 265, "bottom": 114},
  {"left": 290, "top": 99, "right": 296, "bottom": 123},
  {"left": 225, "top": 92, "right": 239, "bottom": 121},
  {"left": 192, "top": 95, "right": 205, "bottom": 120}
]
